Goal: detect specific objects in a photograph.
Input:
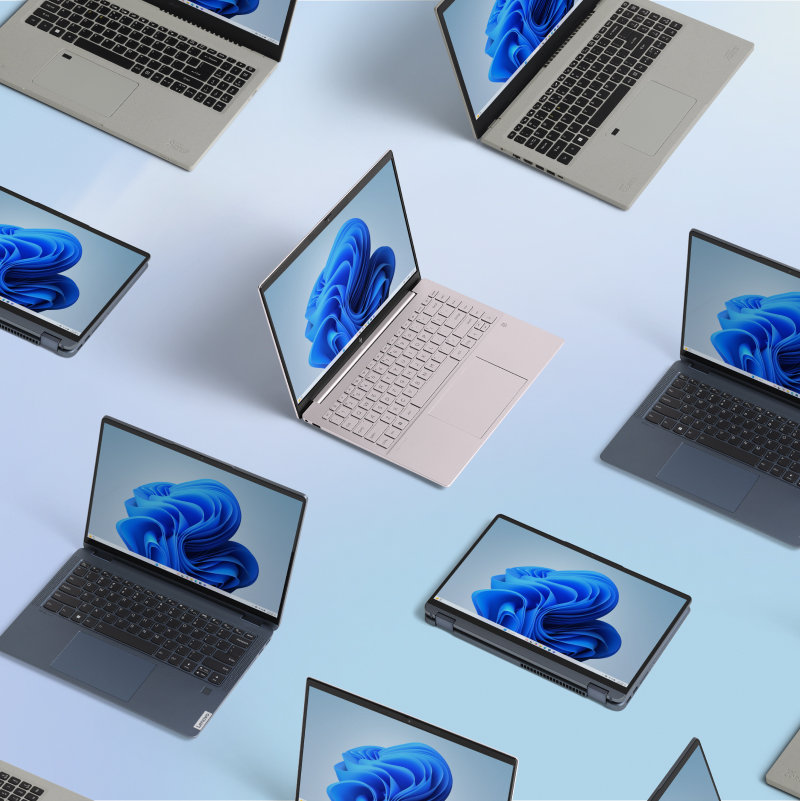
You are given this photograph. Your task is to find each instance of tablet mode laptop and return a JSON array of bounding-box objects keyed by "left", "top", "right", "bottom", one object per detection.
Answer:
[
  {"left": 649, "top": 739, "right": 721, "bottom": 801},
  {"left": 425, "top": 514, "right": 691, "bottom": 709},
  {"left": 0, "top": 416, "right": 306, "bottom": 736},
  {"left": 0, "top": 760, "right": 91, "bottom": 801},
  {"left": 296, "top": 678, "right": 517, "bottom": 801},
  {"left": 0, "top": 186, "right": 149, "bottom": 356}
]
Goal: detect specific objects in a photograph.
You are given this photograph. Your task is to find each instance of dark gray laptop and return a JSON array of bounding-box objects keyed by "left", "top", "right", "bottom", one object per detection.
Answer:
[
  {"left": 0, "top": 186, "right": 148, "bottom": 356},
  {"left": 295, "top": 678, "right": 517, "bottom": 801},
  {"left": 425, "top": 514, "right": 690, "bottom": 710},
  {"left": 648, "top": 739, "right": 721, "bottom": 801},
  {"left": 0, "top": 0, "right": 296, "bottom": 168},
  {"left": 603, "top": 230, "right": 800, "bottom": 546},
  {"left": 0, "top": 417, "right": 306, "bottom": 736},
  {"left": 0, "top": 761, "right": 91, "bottom": 801},
  {"left": 436, "top": 0, "right": 752, "bottom": 209}
]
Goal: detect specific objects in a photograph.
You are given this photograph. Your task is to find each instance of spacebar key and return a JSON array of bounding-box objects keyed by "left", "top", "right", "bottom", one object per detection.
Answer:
[
  {"left": 74, "top": 37, "right": 134, "bottom": 70},
  {"left": 94, "top": 622, "right": 158, "bottom": 655},
  {"left": 588, "top": 84, "right": 630, "bottom": 129},
  {"left": 696, "top": 434, "right": 759, "bottom": 467}
]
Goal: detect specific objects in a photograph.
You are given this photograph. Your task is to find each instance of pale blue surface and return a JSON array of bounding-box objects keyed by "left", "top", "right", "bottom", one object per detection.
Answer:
[{"left": 0, "top": 2, "right": 798, "bottom": 800}]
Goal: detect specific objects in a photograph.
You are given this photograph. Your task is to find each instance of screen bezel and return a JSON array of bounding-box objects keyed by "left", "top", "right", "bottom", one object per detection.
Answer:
[
  {"left": 681, "top": 228, "right": 800, "bottom": 410},
  {"left": 258, "top": 150, "right": 423, "bottom": 418},
  {"left": 0, "top": 185, "right": 150, "bottom": 342},
  {"left": 295, "top": 678, "right": 517, "bottom": 801},
  {"left": 141, "top": 0, "right": 296, "bottom": 60},
  {"left": 83, "top": 416, "right": 307, "bottom": 626},
  {"left": 435, "top": 0, "right": 602, "bottom": 139},
  {"left": 648, "top": 738, "right": 721, "bottom": 801},
  {"left": 426, "top": 514, "right": 691, "bottom": 691}
]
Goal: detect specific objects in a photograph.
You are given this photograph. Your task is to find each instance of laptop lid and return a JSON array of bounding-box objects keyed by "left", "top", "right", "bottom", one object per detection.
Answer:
[
  {"left": 427, "top": 514, "right": 690, "bottom": 694},
  {"left": 296, "top": 678, "right": 517, "bottom": 801},
  {"left": 648, "top": 739, "right": 721, "bottom": 801},
  {"left": 0, "top": 186, "right": 148, "bottom": 349},
  {"left": 259, "top": 151, "right": 422, "bottom": 418},
  {"left": 141, "top": 0, "right": 296, "bottom": 61},
  {"left": 682, "top": 229, "right": 800, "bottom": 408},
  {"left": 436, "top": 0, "right": 602, "bottom": 138},
  {"left": 84, "top": 417, "right": 307, "bottom": 626}
]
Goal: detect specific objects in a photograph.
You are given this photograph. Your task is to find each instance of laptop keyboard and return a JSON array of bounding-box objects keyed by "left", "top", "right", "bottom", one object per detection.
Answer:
[
  {"left": 43, "top": 561, "right": 257, "bottom": 686},
  {"left": 646, "top": 374, "right": 800, "bottom": 486},
  {"left": 507, "top": 1, "right": 682, "bottom": 166},
  {"left": 0, "top": 774, "right": 44, "bottom": 801},
  {"left": 24, "top": 0, "right": 255, "bottom": 112},
  {"left": 322, "top": 290, "right": 497, "bottom": 448}
]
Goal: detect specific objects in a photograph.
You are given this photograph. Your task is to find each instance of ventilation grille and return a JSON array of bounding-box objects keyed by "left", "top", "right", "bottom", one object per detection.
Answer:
[
  {"left": 519, "top": 662, "right": 588, "bottom": 695},
  {"left": 542, "top": 6, "right": 597, "bottom": 69},
  {"left": 0, "top": 321, "right": 38, "bottom": 344}
]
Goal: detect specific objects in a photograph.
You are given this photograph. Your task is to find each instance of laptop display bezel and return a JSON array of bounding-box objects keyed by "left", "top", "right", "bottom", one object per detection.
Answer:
[
  {"left": 648, "top": 738, "right": 721, "bottom": 801},
  {"left": 295, "top": 678, "right": 518, "bottom": 801},
  {"left": 0, "top": 185, "right": 150, "bottom": 344},
  {"left": 83, "top": 416, "right": 308, "bottom": 627},
  {"left": 258, "top": 150, "right": 423, "bottom": 418},
  {"left": 680, "top": 228, "right": 800, "bottom": 410},
  {"left": 426, "top": 514, "right": 691, "bottom": 693},
  {"left": 435, "top": 0, "right": 603, "bottom": 139},
  {"left": 142, "top": 0, "right": 297, "bottom": 61}
]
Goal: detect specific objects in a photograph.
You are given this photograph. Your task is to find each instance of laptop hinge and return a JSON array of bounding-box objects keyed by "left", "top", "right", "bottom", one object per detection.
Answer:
[
  {"left": 89, "top": 547, "right": 114, "bottom": 562},
  {"left": 433, "top": 612, "right": 456, "bottom": 633},
  {"left": 587, "top": 682, "right": 609, "bottom": 704},
  {"left": 40, "top": 332, "right": 60, "bottom": 352},
  {"left": 241, "top": 611, "right": 270, "bottom": 627}
]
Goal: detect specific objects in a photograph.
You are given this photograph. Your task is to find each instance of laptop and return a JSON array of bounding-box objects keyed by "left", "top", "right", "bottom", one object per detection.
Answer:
[
  {"left": 767, "top": 726, "right": 800, "bottom": 798},
  {"left": 425, "top": 514, "right": 690, "bottom": 709},
  {"left": 648, "top": 739, "right": 721, "bottom": 801},
  {"left": 0, "top": 186, "right": 148, "bottom": 356},
  {"left": 0, "top": 416, "right": 306, "bottom": 736},
  {"left": 0, "top": 761, "right": 91, "bottom": 801},
  {"left": 0, "top": 0, "right": 296, "bottom": 169},
  {"left": 602, "top": 230, "right": 800, "bottom": 546},
  {"left": 296, "top": 678, "right": 517, "bottom": 801},
  {"left": 435, "top": 0, "right": 752, "bottom": 209},
  {"left": 258, "top": 151, "right": 563, "bottom": 487}
]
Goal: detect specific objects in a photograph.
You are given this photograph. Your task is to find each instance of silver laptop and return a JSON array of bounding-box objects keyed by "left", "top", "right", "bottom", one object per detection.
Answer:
[
  {"left": 436, "top": 0, "right": 752, "bottom": 209},
  {"left": 0, "top": 185, "right": 149, "bottom": 356},
  {"left": 0, "top": 761, "right": 90, "bottom": 801},
  {"left": 259, "top": 151, "right": 563, "bottom": 487},
  {"left": 0, "top": 0, "right": 296, "bottom": 169},
  {"left": 649, "top": 739, "right": 721, "bottom": 801},
  {"left": 295, "top": 678, "right": 517, "bottom": 801}
]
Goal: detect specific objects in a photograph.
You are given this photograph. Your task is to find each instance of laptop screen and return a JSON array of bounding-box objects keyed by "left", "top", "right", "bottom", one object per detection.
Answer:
[
  {"left": 85, "top": 419, "right": 305, "bottom": 622},
  {"left": 650, "top": 741, "right": 720, "bottom": 801},
  {"left": 0, "top": 188, "right": 147, "bottom": 339},
  {"left": 440, "top": 0, "right": 583, "bottom": 120},
  {"left": 261, "top": 158, "right": 419, "bottom": 405},
  {"left": 431, "top": 516, "right": 689, "bottom": 689},
  {"left": 683, "top": 232, "right": 800, "bottom": 403},
  {"left": 297, "top": 681, "right": 516, "bottom": 801},
  {"left": 172, "top": 0, "right": 292, "bottom": 46}
]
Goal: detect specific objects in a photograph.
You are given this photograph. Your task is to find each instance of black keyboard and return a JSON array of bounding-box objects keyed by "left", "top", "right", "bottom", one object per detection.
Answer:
[
  {"left": 24, "top": 0, "right": 255, "bottom": 112},
  {"left": 646, "top": 374, "right": 800, "bottom": 486},
  {"left": 0, "top": 774, "right": 44, "bottom": 801},
  {"left": 507, "top": 1, "right": 682, "bottom": 166},
  {"left": 43, "top": 561, "right": 257, "bottom": 686}
]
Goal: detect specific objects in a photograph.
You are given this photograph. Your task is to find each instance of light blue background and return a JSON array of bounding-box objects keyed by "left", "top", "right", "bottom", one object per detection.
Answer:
[
  {"left": 88, "top": 422, "right": 304, "bottom": 616},
  {"left": 262, "top": 160, "right": 417, "bottom": 402},
  {"left": 0, "top": 2, "right": 798, "bottom": 800},
  {"left": 0, "top": 190, "right": 145, "bottom": 334},
  {"left": 436, "top": 516, "right": 688, "bottom": 687},
  {"left": 657, "top": 744, "right": 719, "bottom": 801},
  {"left": 297, "top": 685, "right": 515, "bottom": 801}
]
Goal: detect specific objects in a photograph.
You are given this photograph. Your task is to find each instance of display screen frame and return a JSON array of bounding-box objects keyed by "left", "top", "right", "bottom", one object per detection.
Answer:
[
  {"left": 648, "top": 738, "right": 721, "bottom": 801},
  {"left": 83, "top": 416, "right": 307, "bottom": 626}
]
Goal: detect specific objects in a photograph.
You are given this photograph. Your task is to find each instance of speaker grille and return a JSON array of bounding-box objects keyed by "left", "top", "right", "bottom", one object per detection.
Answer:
[
  {"left": 519, "top": 662, "right": 588, "bottom": 696},
  {"left": 0, "top": 321, "right": 37, "bottom": 344}
]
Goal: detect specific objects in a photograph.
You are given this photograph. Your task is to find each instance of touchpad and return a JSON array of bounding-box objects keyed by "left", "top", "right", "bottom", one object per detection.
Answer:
[
  {"left": 657, "top": 443, "right": 757, "bottom": 512},
  {"left": 34, "top": 51, "right": 137, "bottom": 117},
  {"left": 428, "top": 357, "right": 525, "bottom": 438},
  {"left": 616, "top": 82, "right": 696, "bottom": 156},
  {"left": 51, "top": 632, "right": 154, "bottom": 701}
]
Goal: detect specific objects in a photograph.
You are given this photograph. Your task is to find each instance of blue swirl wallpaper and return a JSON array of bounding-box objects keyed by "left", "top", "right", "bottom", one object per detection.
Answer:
[
  {"left": 305, "top": 218, "right": 395, "bottom": 368},
  {"left": 326, "top": 743, "right": 453, "bottom": 801},
  {"left": 192, "top": 0, "right": 257, "bottom": 18},
  {"left": 0, "top": 223, "right": 81, "bottom": 311},
  {"left": 485, "top": 0, "right": 576, "bottom": 82},
  {"left": 472, "top": 565, "right": 621, "bottom": 660},
  {"left": 116, "top": 479, "right": 259, "bottom": 592},
  {"left": 710, "top": 293, "right": 800, "bottom": 392}
]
